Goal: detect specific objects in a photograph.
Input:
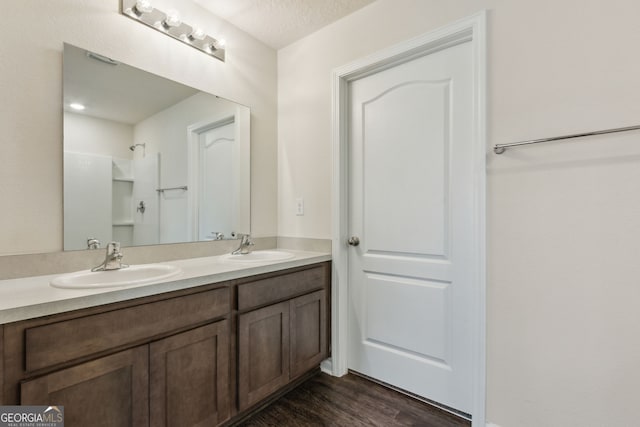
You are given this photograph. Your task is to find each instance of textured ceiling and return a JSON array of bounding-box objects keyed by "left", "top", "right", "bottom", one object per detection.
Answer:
[{"left": 193, "top": 0, "right": 376, "bottom": 49}]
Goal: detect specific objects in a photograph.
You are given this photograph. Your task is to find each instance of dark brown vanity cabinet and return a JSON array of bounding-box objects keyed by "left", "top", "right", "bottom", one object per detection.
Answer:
[
  {"left": 19, "top": 321, "right": 231, "bottom": 427},
  {"left": 0, "top": 260, "right": 330, "bottom": 426},
  {"left": 3, "top": 286, "right": 232, "bottom": 427},
  {"left": 237, "top": 263, "right": 330, "bottom": 411}
]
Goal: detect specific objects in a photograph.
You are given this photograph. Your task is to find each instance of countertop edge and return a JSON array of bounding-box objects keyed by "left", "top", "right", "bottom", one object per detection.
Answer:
[{"left": 0, "top": 252, "right": 331, "bottom": 324}]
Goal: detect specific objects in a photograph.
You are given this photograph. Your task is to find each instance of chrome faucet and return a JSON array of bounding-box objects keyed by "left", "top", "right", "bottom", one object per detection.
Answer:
[
  {"left": 92, "top": 242, "right": 129, "bottom": 271},
  {"left": 87, "top": 238, "right": 101, "bottom": 250},
  {"left": 231, "top": 234, "right": 255, "bottom": 255}
]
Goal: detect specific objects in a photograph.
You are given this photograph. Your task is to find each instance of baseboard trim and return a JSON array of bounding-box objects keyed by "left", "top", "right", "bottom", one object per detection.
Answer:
[{"left": 320, "top": 357, "right": 333, "bottom": 375}]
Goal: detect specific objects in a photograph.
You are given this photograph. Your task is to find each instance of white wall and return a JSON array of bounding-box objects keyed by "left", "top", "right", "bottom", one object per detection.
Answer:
[
  {"left": 64, "top": 112, "right": 134, "bottom": 157},
  {"left": 0, "top": 0, "right": 277, "bottom": 255},
  {"left": 278, "top": 1, "right": 640, "bottom": 426}
]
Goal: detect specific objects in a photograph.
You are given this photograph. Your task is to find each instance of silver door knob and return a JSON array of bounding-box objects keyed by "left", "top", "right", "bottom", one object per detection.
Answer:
[{"left": 347, "top": 236, "right": 360, "bottom": 246}]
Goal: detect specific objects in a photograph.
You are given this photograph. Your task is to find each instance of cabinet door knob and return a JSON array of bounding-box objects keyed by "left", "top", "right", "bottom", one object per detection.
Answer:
[{"left": 347, "top": 236, "right": 360, "bottom": 246}]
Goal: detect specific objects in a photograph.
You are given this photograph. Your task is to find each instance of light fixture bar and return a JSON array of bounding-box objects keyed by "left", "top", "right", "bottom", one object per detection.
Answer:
[{"left": 120, "top": 0, "right": 225, "bottom": 62}]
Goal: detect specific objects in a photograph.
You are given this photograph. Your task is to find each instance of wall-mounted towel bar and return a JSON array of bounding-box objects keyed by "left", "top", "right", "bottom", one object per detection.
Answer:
[
  {"left": 493, "top": 124, "right": 640, "bottom": 154},
  {"left": 156, "top": 186, "right": 188, "bottom": 193}
]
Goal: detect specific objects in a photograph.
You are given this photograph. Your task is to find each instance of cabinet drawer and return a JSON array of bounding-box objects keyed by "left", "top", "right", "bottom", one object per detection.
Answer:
[
  {"left": 237, "top": 264, "right": 328, "bottom": 311},
  {"left": 24, "top": 287, "right": 229, "bottom": 372}
]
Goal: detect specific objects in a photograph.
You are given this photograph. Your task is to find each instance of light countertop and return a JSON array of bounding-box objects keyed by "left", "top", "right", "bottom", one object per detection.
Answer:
[{"left": 0, "top": 250, "right": 331, "bottom": 324}]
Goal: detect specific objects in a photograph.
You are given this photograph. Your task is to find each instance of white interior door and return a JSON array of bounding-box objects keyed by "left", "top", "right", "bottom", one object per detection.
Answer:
[
  {"left": 347, "top": 40, "right": 474, "bottom": 414},
  {"left": 198, "top": 121, "right": 235, "bottom": 240}
]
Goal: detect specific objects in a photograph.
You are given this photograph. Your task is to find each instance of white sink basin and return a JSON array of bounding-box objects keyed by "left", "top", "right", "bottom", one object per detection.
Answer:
[
  {"left": 50, "top": 264, "right": 182, "bottom": 289},
  {"left": 220, "top": 250, "right": 295, "bottom": 263}
]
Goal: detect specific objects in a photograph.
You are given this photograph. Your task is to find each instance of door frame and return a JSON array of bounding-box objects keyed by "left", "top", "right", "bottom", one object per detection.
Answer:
[
  {"left": 186, "top": 106, "right": 251, "bottom": 241},
  {"left": 329, "top": 11, "right": 487, "bottom": 426},
  {"left": 187, "top": 115, "right": 235, "bottom": 241}
]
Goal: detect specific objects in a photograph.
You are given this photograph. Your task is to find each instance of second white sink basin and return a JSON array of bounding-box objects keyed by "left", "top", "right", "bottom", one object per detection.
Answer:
[
  {"left": 50, "top": 264, "right": 182, "bottom": 289},
  {"left": 220, "top": 250, "right": 295, "bottom": 263}
]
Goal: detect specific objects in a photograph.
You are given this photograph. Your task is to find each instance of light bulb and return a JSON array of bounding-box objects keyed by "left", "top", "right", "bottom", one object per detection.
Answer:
[
  {"left": 162, "top": 10, "right": 181, "bottom": 28},
  {"left": 133, "top": 0, "right": 153, "bottom": 15},
  {"left": 208, "top": 38, "right": 225, "bottom": 52},
  {"left": 189, "top": 27, "right": 206, "bottom": 41}
]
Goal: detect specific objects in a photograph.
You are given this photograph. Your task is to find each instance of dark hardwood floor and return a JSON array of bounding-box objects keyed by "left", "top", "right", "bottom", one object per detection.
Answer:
[{"left": 237, "top": 373, "right": 471, "bottom": 427}]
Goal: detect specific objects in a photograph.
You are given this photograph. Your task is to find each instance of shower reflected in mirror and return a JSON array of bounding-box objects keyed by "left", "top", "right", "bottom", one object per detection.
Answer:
[
  {"left": 129, "top": 143, "right": 146, "bottom": 154},
  {"left": 62, "top": 43, "right": 250, "bottom": 251}
]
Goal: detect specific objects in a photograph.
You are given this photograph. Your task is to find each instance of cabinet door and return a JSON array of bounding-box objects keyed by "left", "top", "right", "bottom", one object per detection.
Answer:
[
  {"left": 290, "top": 290, "right": 327, "bottom": 379},
  {"left": 21, "top": 346, "right": 149, "bottom": 427},
  {"left": 238, "top": 301, "right": 290, "bottom": 411},
  {"left": 150, "top": 321, "right": 230, "bottom": 427}
]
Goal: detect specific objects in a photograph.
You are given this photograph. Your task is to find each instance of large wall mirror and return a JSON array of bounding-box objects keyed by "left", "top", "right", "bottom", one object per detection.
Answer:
[{"left": 63, "top": 43, "right": 250, "bottom": 251}]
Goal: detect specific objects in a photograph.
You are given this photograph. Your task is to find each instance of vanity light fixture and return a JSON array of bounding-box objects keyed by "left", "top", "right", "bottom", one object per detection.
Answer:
[{"left": 120, "top": 0, "right": 225, "bottom": 62}]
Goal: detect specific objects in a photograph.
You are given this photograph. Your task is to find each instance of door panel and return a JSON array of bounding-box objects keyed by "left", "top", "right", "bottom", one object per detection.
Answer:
[
  {"left": 237, "top": 301, "right": 290, "bottom": 411},
  {"left": 363, "top": 80, "right": 450, "bottom": 256},
  {"left": 364, "top": 274, "right": 450, "bottom": 362},
  {"left": 290, "top": 290, "right": 327, "bottom": 379},
  {"left": 21, "top": 346, "right": 149, "bottom": 427},
  {"left": 150, "top": 321, "right": 230, "bottom": 427},
  {"left": 348, "top": 40, "right": 473, "bottom": 413}
]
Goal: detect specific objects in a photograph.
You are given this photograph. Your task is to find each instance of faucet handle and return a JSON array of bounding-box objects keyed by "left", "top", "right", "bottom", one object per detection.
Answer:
[{"left": 87, "top": 238, "right": 101, "bottom": 250}]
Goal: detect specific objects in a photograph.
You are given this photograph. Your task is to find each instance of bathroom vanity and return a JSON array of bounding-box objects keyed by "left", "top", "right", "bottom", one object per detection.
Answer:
[{"left": 0, "top": 251, "right": 330, "bottom": 426}]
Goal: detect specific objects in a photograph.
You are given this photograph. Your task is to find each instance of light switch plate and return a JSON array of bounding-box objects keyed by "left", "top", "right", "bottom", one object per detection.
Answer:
[{"left": 295, "top": 198, "right": 304, "bottom": 216}]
